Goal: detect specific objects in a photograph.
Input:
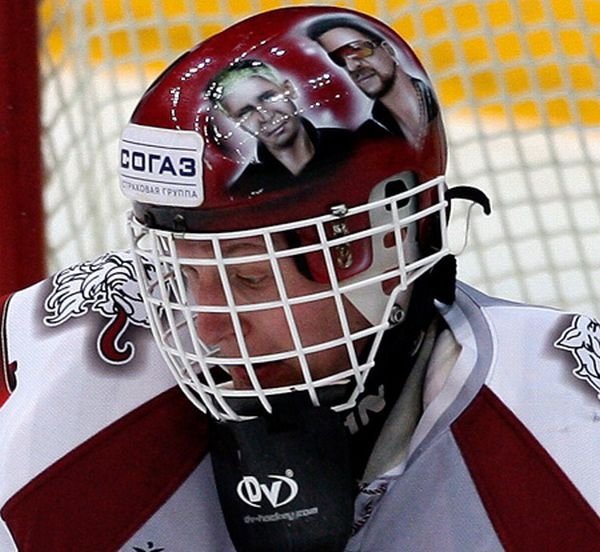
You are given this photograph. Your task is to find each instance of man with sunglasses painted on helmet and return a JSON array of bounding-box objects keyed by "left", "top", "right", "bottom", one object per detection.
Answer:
[{"left": 307, "top": 16, "right": 440, "bottom": 150}]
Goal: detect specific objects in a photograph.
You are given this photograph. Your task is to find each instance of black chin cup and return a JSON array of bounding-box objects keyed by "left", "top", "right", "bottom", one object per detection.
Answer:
[{"left": 210, "top": 393, "right": 354, "bottom": 552}]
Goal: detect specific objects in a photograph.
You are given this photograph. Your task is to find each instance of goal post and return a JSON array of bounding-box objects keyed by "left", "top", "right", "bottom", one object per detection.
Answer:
[
  {"left": 0, "top": 2, "right": 45, "bottom": 295},
  {"left": 4, "top": 0, "right": 600, "bottom": 314}
]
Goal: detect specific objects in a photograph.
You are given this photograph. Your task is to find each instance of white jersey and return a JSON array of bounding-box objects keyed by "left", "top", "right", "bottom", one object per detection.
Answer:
[{"left": 1, "top": 251, "right": 599, "bottom": 550}]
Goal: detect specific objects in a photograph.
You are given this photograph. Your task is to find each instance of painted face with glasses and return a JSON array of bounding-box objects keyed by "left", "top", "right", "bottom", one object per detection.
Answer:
[{"left": 316, "top": 26, "right": 397, "bottom": 99}]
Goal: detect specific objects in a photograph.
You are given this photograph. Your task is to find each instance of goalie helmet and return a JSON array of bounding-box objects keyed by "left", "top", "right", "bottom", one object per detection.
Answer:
[{"left": 122, "top": 6, "right": 449, "bottom": 421}]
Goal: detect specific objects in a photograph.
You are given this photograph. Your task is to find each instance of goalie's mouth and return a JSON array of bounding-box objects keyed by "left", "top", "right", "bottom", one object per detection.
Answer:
[{"left": 228, "top": 361, "right": 304, "bottom": 390}]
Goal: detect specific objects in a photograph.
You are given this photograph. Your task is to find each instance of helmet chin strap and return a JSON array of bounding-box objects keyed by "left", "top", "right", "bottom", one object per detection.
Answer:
[{"left": 210, "top": 389, "right": 355, "bottom": 552}]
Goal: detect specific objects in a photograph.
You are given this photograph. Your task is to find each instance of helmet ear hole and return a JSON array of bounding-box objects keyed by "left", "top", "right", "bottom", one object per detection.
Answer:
[
  {"left": 383, "top": 232, "right": 395, "bottom": 248},
  {"left": 383, "top": 228, "right": 408, "bottom": 249},
  {"left": 384, "top": 178, "right": 410, "bottom": 210},
  {"left": 381, "top": 273, "right": 400, "bottom": 296}
]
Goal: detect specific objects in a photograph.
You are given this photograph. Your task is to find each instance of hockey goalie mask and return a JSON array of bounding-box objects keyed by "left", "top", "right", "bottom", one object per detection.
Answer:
[{"left": 123, "top": 6, "right": 449, "bottom": 421}]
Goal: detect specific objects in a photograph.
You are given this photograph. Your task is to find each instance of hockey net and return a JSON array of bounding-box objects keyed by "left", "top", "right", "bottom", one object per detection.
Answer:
[{"left": 10, "top": 0, "right": 600, "bottom": 313}]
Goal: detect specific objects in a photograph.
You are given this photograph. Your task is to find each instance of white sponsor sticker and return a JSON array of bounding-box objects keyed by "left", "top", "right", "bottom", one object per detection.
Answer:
[{"left": 119, "top": 123, "right": 204, "bottom": 207}]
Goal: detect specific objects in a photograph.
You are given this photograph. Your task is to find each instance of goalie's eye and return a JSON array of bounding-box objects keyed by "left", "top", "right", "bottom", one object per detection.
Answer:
[{"left": 233, "top": 272, "right": 268, "bottom": 287}]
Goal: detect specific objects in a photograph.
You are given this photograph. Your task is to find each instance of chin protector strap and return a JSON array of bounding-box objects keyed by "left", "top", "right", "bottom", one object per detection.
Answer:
[{"left": 210, "top": 392, "right": 354, "bottom": 552}]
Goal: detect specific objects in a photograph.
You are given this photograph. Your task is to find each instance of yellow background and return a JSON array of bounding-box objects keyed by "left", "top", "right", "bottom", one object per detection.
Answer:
[{"left": 39, "top": 0, "right": 600, "bottom": 127}]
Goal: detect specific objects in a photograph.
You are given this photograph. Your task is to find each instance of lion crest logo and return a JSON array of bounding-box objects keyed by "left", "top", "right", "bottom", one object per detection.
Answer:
[
  {"left": 44, "top": 252, "right": 154, "bottom": 365},
  {"left": 555, "top": 315, "right": 600, "bottom": 399}
]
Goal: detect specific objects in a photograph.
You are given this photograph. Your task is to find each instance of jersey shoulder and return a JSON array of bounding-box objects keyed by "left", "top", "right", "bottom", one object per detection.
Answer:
[{"left": 0, "top": 252, "right": 215, "bottom": 551}]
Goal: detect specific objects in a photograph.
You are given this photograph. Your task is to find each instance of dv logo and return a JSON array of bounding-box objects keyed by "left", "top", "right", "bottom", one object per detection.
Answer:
[{"left": 236, "top": 470, "right": 299, "bottom": 509}]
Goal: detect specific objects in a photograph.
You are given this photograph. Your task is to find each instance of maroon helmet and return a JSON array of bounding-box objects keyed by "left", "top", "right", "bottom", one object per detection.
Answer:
[{"left": 122, "top": 6, "right": 450, "bottom": 420}]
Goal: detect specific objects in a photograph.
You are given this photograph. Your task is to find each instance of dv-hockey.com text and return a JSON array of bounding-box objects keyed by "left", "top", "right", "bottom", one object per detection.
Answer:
[{"left": 244, "top": 507, "right": 319, "bottom": 524}]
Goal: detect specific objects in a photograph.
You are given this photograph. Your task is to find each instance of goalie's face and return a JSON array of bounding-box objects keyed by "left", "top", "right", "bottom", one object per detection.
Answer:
[{"left": 176, "top": 233, "right": 371, "bottom": 390}]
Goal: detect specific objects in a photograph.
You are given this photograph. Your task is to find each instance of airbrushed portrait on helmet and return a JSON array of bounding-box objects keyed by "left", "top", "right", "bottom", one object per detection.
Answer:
[
  {"left": 195, "top": 14, "right": 444, "bottom": 200},
  {"left": 119, "top": 10, "right": 445, "bottom": 224},
  {"left": 205, "top": 59, "right": 361, "bottom": 197},
  {"left": 306, "top": 14, "right": 442, "bottom": 149}
]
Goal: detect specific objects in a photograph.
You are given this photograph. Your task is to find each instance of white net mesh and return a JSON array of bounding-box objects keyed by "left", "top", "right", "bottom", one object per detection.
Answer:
[{"left": 39, "top": 0, "right": 600, "bottom": 313}]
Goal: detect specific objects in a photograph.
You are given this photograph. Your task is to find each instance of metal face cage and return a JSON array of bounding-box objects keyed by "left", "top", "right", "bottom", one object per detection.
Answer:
[{"left": 128, "top": 175, "right": 448, "bottom": 421}]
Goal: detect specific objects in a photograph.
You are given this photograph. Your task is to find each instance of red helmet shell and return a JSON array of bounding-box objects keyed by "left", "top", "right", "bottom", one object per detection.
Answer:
[
  {"left": 123, "top": 6, "right": 446, "bottom": 227},
  {"left": 121, "top": 6, "right": 447, "bottom": 281}
]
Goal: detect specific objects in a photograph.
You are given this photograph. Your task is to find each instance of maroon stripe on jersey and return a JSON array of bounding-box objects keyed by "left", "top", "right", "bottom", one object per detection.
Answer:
[
  {"left": 2, "top": 386, "right": 209, "bottom": 551},
  {"left": 0, "top": 293, "right": 15, "bottom": 407},
  {"left": 452, "top": 385, "right": 600, "bottom": 549}
]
